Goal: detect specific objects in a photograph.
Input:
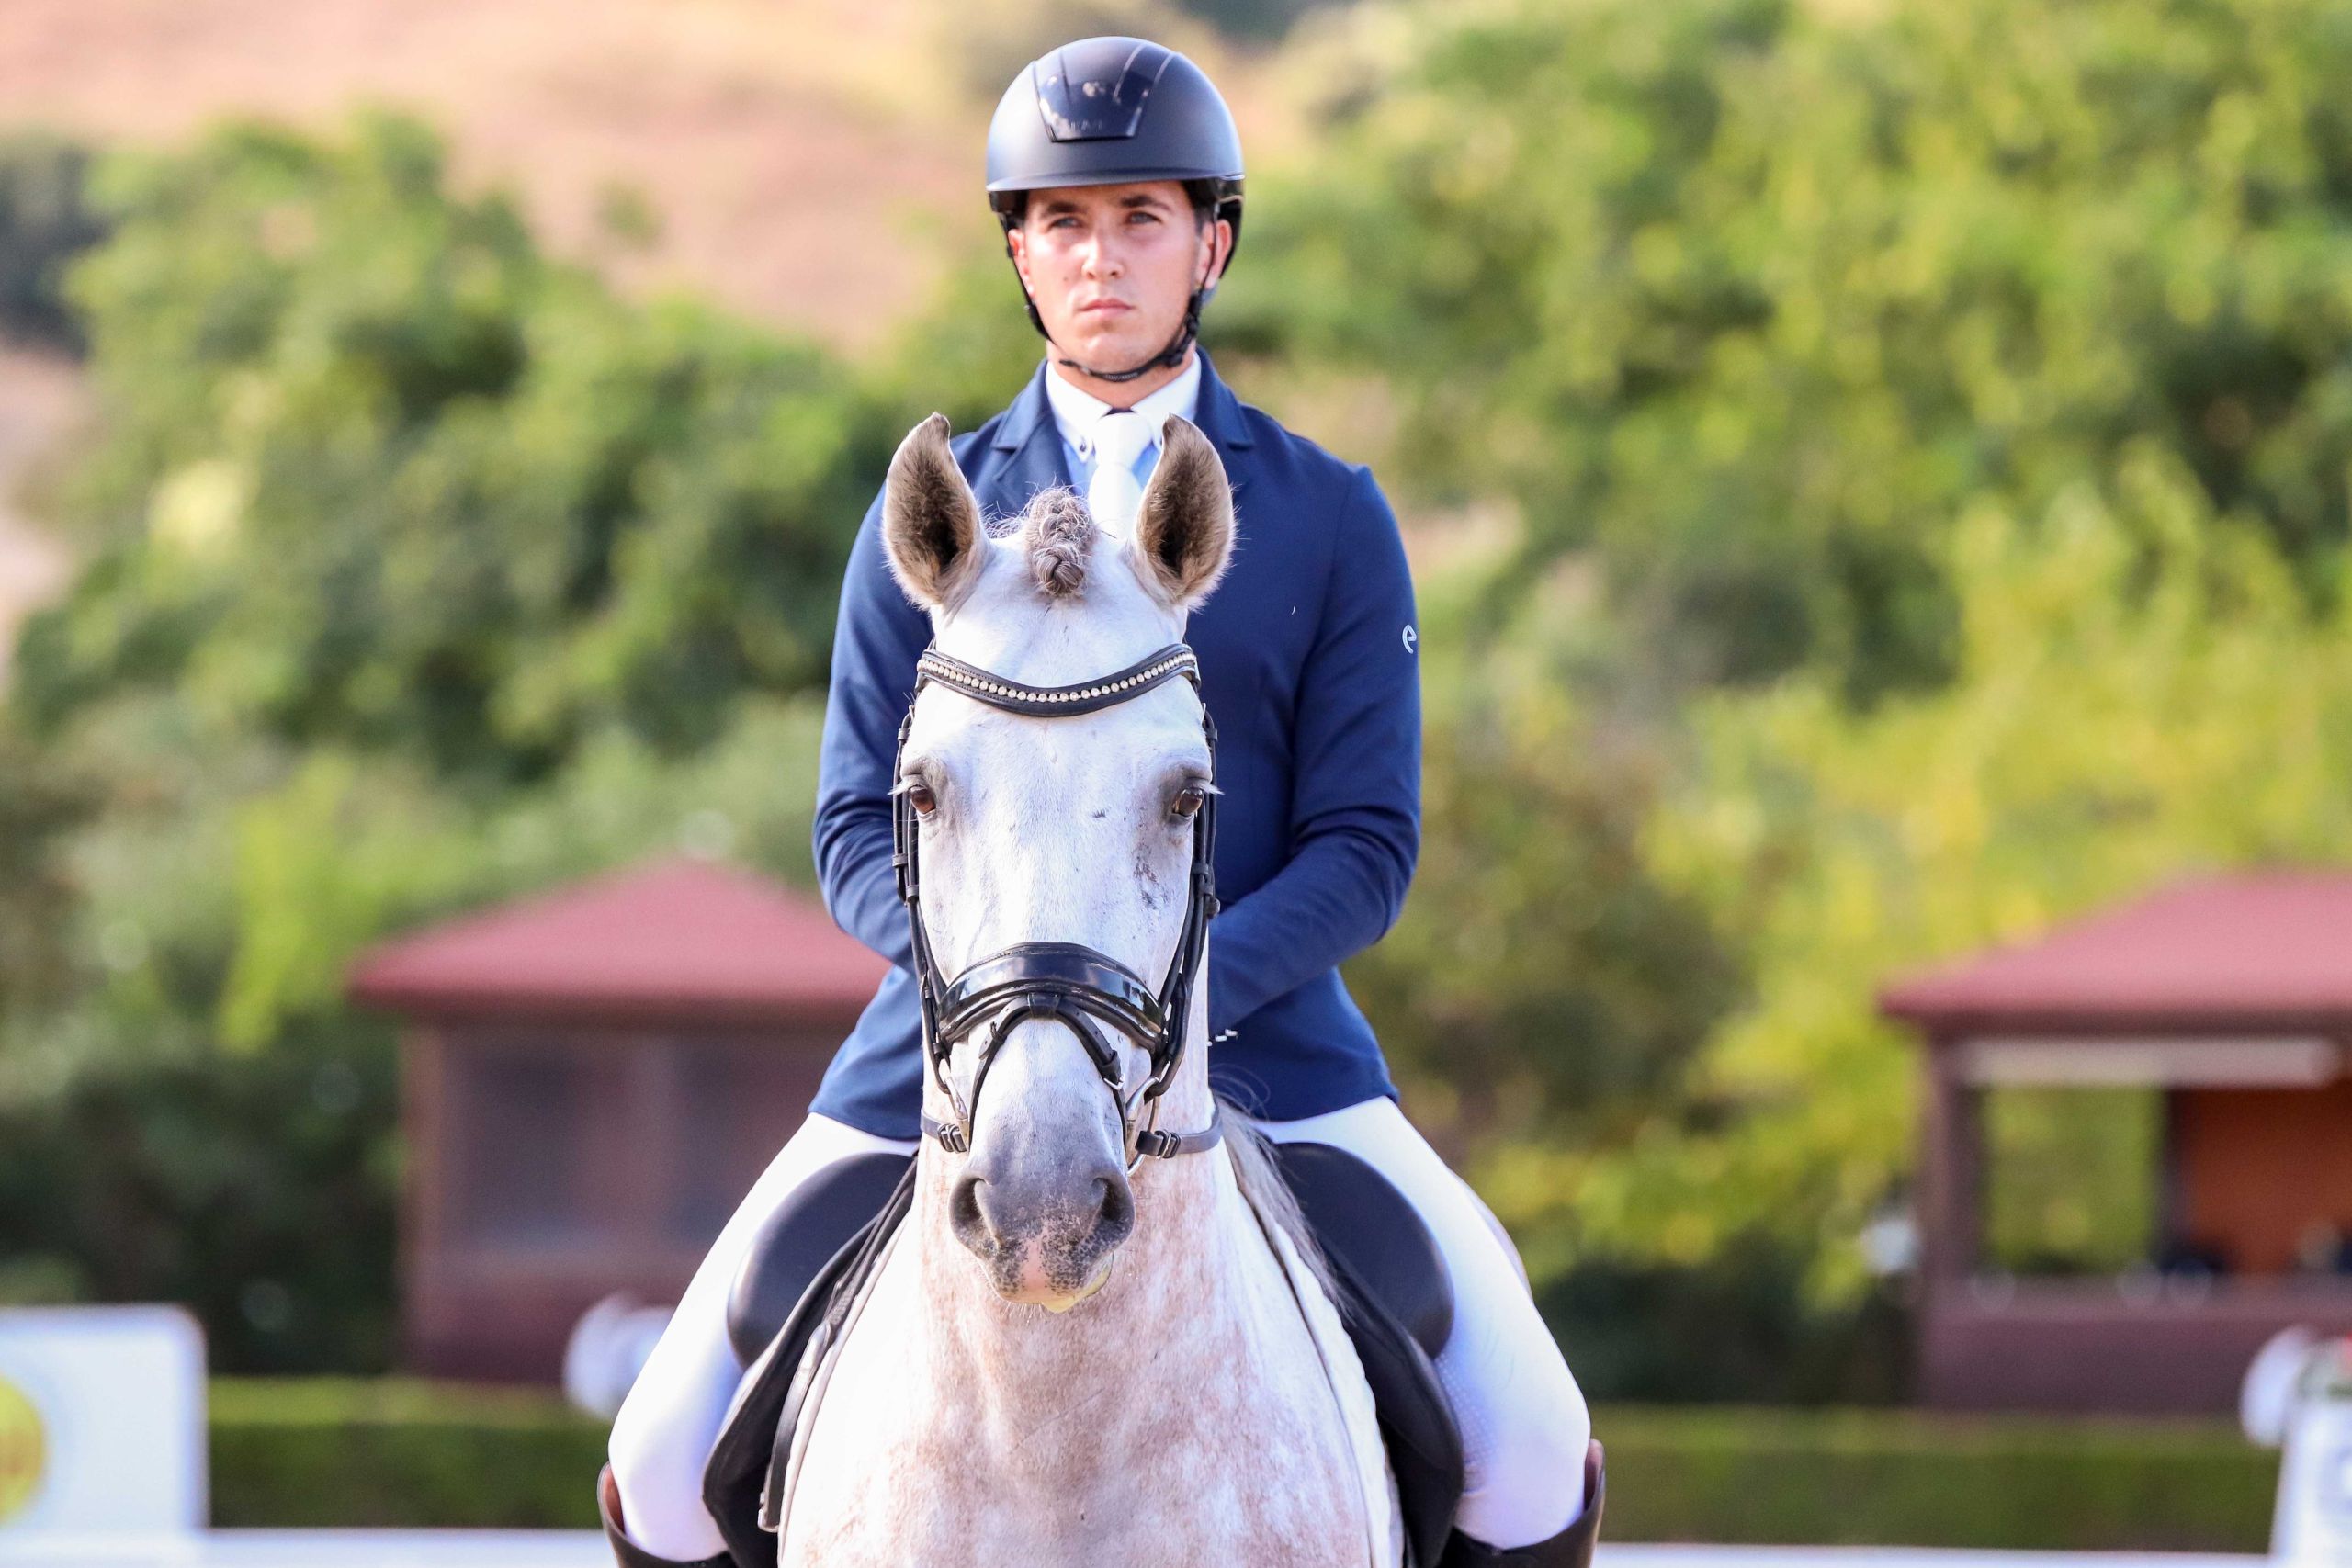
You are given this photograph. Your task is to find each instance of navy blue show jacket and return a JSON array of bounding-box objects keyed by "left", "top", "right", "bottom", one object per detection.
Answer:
[{"left": 808, "top": 351, "right": 1421, "bottom": 1137}]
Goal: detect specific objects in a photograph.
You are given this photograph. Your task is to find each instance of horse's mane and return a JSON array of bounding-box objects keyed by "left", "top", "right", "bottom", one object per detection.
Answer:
[{"left": 1220, "top": 1105, "right": 1342, "bottom": 1309}]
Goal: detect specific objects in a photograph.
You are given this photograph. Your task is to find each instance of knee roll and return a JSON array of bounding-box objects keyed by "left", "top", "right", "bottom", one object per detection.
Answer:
[
  {"left": 1441, "top": 1439, "right": 1607, "bottom": 1568},
  {"left": 597, "top": 1463, "right": 730, "bottom": 1568}
]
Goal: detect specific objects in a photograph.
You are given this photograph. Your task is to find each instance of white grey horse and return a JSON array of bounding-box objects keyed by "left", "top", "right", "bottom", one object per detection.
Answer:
[{"left": 771, "top": 413, "right": 1397, "bottom": 1567}]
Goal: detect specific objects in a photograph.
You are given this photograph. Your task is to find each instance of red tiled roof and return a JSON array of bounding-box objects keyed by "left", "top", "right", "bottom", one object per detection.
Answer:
[
  {"left": 347, "top": 856, "right": 888, "bottom": 1024},
  {"left": 1880, "top": 872, "right": 2352, "bottom": 1033}
]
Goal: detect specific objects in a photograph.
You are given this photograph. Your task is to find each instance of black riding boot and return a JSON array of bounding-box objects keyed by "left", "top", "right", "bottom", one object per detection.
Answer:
[
  {"left": 1437, "top": 1439, "right": 1606, "bottom": 1568},
  {"left": 598, "top": 1463, "right": 731, "bottom": 1568}
]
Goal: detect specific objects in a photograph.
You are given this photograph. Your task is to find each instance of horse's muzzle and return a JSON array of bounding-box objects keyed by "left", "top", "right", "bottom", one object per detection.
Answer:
[{"left": 949, "top": 1148, "right": 1135, "bottom": 1307}]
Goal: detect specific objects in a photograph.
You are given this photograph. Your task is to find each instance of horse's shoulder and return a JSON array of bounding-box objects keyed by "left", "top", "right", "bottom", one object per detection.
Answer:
[{"left": 1248, "top": 1186, "right": 1401, "bottom": 1565}]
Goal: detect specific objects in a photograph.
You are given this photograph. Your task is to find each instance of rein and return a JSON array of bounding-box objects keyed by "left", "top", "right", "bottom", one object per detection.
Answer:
[{"left": 892, "top": 642, "right": 1225, "bottom": 1168}]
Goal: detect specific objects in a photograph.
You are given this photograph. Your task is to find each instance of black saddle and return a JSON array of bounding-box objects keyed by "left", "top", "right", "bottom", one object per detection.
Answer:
[
  {"left": 724, "top": 1152, "right": 913, "bottom": 1366},
  {"left": 1269, "top": 1141, "right": 1463, "bottom": 1568},
  {"left": 704, "top": 1142, "right": 1464, "bottom": 1568}
]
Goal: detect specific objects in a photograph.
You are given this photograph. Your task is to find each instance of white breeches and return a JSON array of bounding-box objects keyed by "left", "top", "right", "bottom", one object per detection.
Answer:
[{"left": 607, "top": 1100, "right": 1590, "bottom": 1558}]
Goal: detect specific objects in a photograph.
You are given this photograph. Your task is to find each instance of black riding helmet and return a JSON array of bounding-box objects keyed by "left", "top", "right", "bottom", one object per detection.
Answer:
[{"left": 986, "top": 37, "right": 1245, "bottom": 383}]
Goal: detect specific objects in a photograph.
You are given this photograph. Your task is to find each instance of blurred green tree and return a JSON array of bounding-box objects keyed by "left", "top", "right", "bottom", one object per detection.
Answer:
[
  {"left": 1235, "top": 0, "right": 2352, "bottom": 704},
  {"left": 1540, "top": 453, "right": 2352, "bottom": 1299},
  {"left": 0, "top": 113, "right": 893, "bottom": 1369},
  {"left": 15, "top": 114, "right": 898, "bottom": 789},
  {"left": 1345, "top": 545, "right": 1743, "bottom": 1155}
]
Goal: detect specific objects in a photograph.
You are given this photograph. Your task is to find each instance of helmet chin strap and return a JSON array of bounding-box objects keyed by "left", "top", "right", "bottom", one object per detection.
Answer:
[{"left": 1049, "top": 289, "right": 1204, "bottom": 385}]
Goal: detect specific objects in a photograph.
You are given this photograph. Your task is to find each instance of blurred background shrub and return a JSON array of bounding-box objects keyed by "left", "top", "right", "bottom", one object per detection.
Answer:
[{"left": 203, "top": 1379, "right": 2278, "bottom": 1551}]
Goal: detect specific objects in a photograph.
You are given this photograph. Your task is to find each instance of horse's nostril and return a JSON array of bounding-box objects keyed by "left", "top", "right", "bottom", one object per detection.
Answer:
[
  {"left": 950, "top": 1173, "right": 990, "bottom": 1247},
  {"left": 1096, "top": 1175, "right": 1134, "bottom": 1237}
]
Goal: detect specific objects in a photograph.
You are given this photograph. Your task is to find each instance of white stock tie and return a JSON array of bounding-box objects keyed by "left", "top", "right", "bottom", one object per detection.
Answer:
[{"left": 1085, "top": 410, "right": 1156, "bottom": 541}]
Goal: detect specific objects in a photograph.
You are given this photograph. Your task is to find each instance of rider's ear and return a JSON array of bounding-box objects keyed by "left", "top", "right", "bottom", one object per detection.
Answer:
[
  {"left": 1131, "top": 416, "right": 1234, "bottom": 611},
  {"left": 882, "top": 413, "right": 986, "bottom": 612}
]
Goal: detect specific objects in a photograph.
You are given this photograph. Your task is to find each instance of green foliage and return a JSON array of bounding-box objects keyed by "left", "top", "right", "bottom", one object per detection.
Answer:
[
  {"left": 17, "top": 113, "right": 894, "bottom": 787},
  {"left": 1597, "top": 1404, "right": 2274, "bottom": 1551},
  {"left": 0, "top": 1023, "right": 399, "bottom": 1371},
  {"left": 1216, "top": 0, "right": 2352, "bottom": 1335},
  {"left": 1345, "top": 549, "right": 1742, "bottom": 1155},
  {"left": 1542, "top": 1240, "right": 1909, "bottom": 1405},
  {"left": 1243, "top": 0, "right": 2352, "bottom": 700},
  {"left": 1600, "top": 464, "right": 2352, "bottom": 1296},
  {"left": 201, "top": 1379, "right": 2275, "bottom": 1550},
  {"left": 0, "top": 112, "right": 869, "bottom": 1371},
  {"left": 0, "top": 694, "right": 828, "bottom": 1368},
  {"left": 1174, "top": 0, "right": 1342, "bottom": 42},
  {"left": 1982, "top": 1086, "right": 2161, "bottom": 1276},
  {"left": 209, "top": 1378, "right": 605, "bottom": 1527},
  {"left": 0, "top": 728, "right": 94, "bottom": 1027}
]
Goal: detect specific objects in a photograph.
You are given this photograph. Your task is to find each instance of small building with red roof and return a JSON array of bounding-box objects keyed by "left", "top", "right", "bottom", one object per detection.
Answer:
[
  {"left": 1881, "top": 872, "right": 2352, "bottom": 1414},
  {"left": 348, "top": 856, "right": 888, "bottom": 1382}
]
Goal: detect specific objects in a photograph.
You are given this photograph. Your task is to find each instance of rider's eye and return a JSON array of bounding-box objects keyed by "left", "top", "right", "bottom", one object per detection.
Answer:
[
  {"left": 1171, "top": 784, "right": 1206, "bottom": 820},
  {"left": 907, "top": 783, "right": 938, "bottom": 817}
]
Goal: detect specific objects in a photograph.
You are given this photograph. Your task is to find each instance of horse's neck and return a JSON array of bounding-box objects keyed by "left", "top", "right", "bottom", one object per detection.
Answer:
[{"left": 787, "top": 1053, "right": 1384, "bottom": 1563}]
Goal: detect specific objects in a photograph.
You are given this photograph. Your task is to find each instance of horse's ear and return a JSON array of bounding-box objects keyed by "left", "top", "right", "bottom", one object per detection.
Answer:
[
  {"left": 1131, "top": 415, "right": 1234, "bottom": 611},
  {"left": 882, "top": 413, "right": 986, "bottom": 612}
]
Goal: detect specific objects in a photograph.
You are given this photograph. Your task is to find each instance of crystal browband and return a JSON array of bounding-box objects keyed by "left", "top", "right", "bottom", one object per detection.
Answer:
[{"left": 913, "top": 647, "right": 1202, "bottom": 718}]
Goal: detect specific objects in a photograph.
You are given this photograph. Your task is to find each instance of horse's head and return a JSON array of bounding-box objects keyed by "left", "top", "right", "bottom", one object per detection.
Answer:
[{"left": 880, "top": 412, "right": 1235, "bottom": 1311}]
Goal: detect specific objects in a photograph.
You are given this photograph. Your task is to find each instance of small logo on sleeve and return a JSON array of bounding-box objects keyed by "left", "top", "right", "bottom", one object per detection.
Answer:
[{"left": 1401, "top": 624, "right": 1418, "bottom": 655}]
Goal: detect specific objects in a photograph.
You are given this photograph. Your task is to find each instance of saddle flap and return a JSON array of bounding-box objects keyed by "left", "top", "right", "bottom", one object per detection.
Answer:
[
  {"left": 724, "top": 1151, "right": 914, "bottom": 1366},
  {"left": 705, "top": 1156, "right": 915, "bottom": 1568},
  {"left": 1270, "top": 1140, "right": 1455, "bottom": 1359},
  {"left": 1271, "top": 1139, "right": 1465, "bottom": 1567}
]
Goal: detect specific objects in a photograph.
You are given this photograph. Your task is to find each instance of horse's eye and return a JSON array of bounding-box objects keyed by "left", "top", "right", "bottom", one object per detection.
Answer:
[
  {"left": 1171, "top": 784, "right": 1206, "bottom": 820},
  {"left": 907, "top": 783, "right": 938, "bottom": 817}
]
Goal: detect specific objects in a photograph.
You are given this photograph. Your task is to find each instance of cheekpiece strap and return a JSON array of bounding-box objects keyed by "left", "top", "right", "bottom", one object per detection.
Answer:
[
  {"left": 918, "top": 1111, "right": 970, "bottom": 1155},
  {"left": 1132, "top": 1106, "right": 1224, "bottom": 1161},
  {"left": 920, "top": 1106, "right": 1222, "bottom": 1163},
  {"left": 916, "top": 644, "right": 1200, "bottom": 717}
]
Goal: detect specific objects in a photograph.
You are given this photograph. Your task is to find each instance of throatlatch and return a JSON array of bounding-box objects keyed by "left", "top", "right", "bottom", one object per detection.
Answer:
[{"left": 891, "top": 642, "right": 1224, "bottom": 1169}]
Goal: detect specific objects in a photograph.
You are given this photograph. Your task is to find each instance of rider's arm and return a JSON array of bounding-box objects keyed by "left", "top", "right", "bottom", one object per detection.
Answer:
[
  {"left": 812, "top": 489, "right": 931, "bottom": 969},
  {"left": 1205, "top": 464, "right": 1421, "bottom": 1035}
]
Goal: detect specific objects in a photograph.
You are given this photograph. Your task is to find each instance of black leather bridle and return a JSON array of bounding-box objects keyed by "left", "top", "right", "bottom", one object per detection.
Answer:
[{"left": 892, "top": 642, "right": 1225, "bottom": 1169}]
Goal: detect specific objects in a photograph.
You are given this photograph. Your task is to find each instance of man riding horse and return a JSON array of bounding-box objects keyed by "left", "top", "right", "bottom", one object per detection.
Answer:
[{"left": 601, "top": 35, "right": 1602, "bottom": 1567}]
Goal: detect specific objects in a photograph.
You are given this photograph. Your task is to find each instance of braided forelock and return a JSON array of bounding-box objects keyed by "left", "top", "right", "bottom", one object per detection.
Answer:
[{"left": 1023, "top": 486, "right": 1094, "bottom": 599}]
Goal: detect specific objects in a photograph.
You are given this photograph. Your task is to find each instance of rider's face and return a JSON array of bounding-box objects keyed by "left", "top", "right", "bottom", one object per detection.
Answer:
[{"left": 1008, "top": 180, "right": 1231, "bottom": 372}]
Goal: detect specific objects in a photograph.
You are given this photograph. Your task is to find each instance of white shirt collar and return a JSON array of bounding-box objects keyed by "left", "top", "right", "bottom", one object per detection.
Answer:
[{"left": 1041, "top": 352, "right": 1204, "bottom": 462}]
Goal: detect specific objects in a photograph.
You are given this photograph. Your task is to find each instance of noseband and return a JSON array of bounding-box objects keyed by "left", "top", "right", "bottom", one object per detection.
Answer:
[{"left": 892, "top": 643, "right": 1225, "bottom": 1168}]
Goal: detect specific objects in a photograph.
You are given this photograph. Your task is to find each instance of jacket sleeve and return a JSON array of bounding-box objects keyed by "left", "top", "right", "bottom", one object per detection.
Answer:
[
  {"left": 811, "top": 487, "right": 933, "bottom": 969},
  {"left": 1204, "top": 464, "right": 1422, "bottom": 1034}
]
